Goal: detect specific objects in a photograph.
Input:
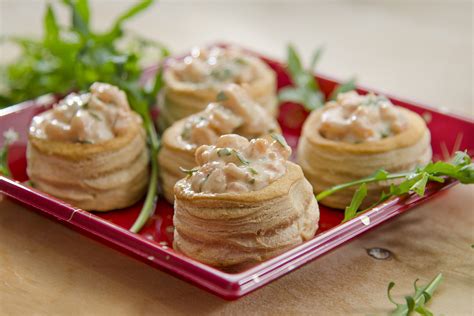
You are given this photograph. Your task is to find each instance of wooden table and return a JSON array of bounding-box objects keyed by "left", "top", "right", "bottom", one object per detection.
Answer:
[{"left": 1, "top": 1, "right": 473, "bottom": 315}]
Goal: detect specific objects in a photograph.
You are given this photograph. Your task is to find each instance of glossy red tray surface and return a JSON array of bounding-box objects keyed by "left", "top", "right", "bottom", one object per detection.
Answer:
[{"left": 1, "top": 49, "right": 473, "bottom": 300}]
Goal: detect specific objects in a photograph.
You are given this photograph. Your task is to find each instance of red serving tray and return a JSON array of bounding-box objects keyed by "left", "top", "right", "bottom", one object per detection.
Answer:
[{"left": 1, "top": 46, "right": 473, "bottom": 300}]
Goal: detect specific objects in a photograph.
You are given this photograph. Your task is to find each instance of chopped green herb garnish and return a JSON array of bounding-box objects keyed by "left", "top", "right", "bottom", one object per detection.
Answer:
[
  {"left": 89, "top": 111, "right": 102, "bottom": 121},
  {"left": 317, "top": 151, "right": 474, "bottom": 223},
  {"left": 217, "top": 147, "right": 232, "bottom": 157},
  {"left": 271, "top": 133, "right": 288, "bottom": 147},
  {"left": 199, "top": 173, "right": 211, "bottom": 191},
  {"left": 234, "top": 57, "right": 247, "bottom": 65},
  {"left": 216, "top": 91, "right": 228, "bottom": 102},
  {"left": 248, "top": 167, "right": 258, "bottom": 175},
  {"left": 387, "top": 273, "right": 443, "bottom": 316},
  {"left": 180, "top": 126, "right": 191, "bottom": 139},
  {"left": 179, "top": 166, "right": 199, "bottom": 176},
  {"left": 232, "top": 149, "right": 249, "bottom": 165},
  {"left": 211, "top": 68, "right": 233, "bottom": 81},
  {"left": 249, "top": 178, "right": 256, "bottom": 184}
]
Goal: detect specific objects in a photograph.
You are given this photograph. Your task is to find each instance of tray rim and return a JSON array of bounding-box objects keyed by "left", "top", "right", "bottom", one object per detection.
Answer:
[{"left": 0, "top": 46, "right": 472, "bottom": 300}]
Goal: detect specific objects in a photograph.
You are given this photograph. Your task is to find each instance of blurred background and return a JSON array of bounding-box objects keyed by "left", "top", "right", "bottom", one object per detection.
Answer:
[{"left": 0, "top": 0, "right": 472, "bottom": 117}]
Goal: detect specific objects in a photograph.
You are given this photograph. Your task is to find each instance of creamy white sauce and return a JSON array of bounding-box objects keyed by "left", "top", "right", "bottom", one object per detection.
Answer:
[
  {"left": 319, "top": 91, "right": 407, "bottom": 143},
  {"left": 170, "top": 47, "right": 257, "bottom": 88},
  {"left": 178, "top": 134, "right": 291, "bottom": 194},
  {"left": 29, "top": 82, "right": 141, "bottom": 144},
  {"left": 179, "top": 84, "right": 277, "bottom": 149}
]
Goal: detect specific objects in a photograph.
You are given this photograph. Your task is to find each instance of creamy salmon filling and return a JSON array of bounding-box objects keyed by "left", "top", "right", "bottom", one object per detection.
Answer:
[
  {"left": 178, "top": 134, "right": 291, "bottom": 194},
  {"left": 179, "top": 84, "right": 278, "bottom": 148},
  {"left": 29, "top": 82, "right": 142, "bottom": 144},
  {"left": 170, "top": 47, "right": 258, "bottom": 88},
  {"left": 319, "top": 91, "right": 407, "bottom": 143}
]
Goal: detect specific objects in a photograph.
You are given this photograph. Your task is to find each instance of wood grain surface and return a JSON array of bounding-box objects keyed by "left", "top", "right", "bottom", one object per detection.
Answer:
[{"left": 0, "top": 1, "right": 473, "bottom": 315}]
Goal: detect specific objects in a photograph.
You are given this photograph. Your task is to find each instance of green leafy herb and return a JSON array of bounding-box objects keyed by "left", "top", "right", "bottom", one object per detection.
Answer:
[
  {"left": 88, "top": 111, "right": 102, "bottom": 121},
  {"left": 271, "top": 133, "right": 288, "bottom": 147},
  {"left": 0, "top": 0, "right": 169, "bottom": 234},
  {"left": 210, "top": 68, "right": 233, "bottom": 81},
  {"left": 0, "top": 129, "right": 19, "bottom": 177},
  {"left": 248, "top": 167, "right": 258, "bottom": 175},
  {"left": 0, "top": 0, "right": 168, "bottom": 109},
  {"left": 343, "top": 183, "right": 367, "bottom": 222},
  {"left": 328, "top": 77, "right": 357, "bottom": 101},
  {"left": 216, "top": 91, "right": 228, "bottom": 102},
  {"left": 278, "top": 44, "right": 356, "bottom": 111},
  {"left": 179, "top": 166, "right": 199, "bottom": 176},
  {"left": 278, "top": 45, "right": 324, "bottom": 111},
  {"left": 217, "top": 147, "right": 232, "bottom": 157},
  {"left": 317, "top": 151, "right": 474, "bottom": 222},
  {"left": 233, "top": 149, "right": 249, "bottom": 165},
  {"left": 234, "top": 57, "right": 247, "bottom": 65},
  {"left": 387, "top": 273, "right": 443, "bottom": 316}
]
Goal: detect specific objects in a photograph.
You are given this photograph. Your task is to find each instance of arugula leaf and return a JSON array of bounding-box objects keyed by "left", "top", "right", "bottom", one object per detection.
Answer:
[
  {"left": 410, "top": 172, "right": 430, "bottom": 196},
  {"left": 309, "top": 47, "right": 324, "bottom": 72},
  {"left": 373, "top": 169, "right": 390, "bottom": 181},
  {"left": 0, "top": 146, "right": 11, "bottom": 177},
  {"left": 317, "top": 152, "right": 473, "bottom": 223},
  {"left": 0, "top": 0, "right": 167, "bottom": 108},
  {"left": 0, "top": 0, "right": 168, "bottom": 234},
  {"left": 0, "top": 129, "right": 19, "bottom": 177},
  {"left": 44, "top": 5, "right": 60, "bottom": 45},
  {"left": 343, "top": 183, "right": 367, "bottom": 222},
  {"left": 279, "top": 44, "right": 355, "bottom": 111},
  {"left": 62, "top": 0, "right": 90, "bottom": 37},
  {"left": 287, "top": 44, "right": 305, "bottom": 86},
  {"left": 329, "top": 77, "right": 357, "bottom": 101},
  {"left": 105, "top": 0, "right": 154, "bottom": 40},
  {"left": 387, "top": 273, "right": 443, "bottom": 316}
]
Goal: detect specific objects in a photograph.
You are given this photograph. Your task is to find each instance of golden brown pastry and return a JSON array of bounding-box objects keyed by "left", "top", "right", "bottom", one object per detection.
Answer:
[
  {"left": 27, "top": 82, "right": 149, "bottom": 211},
  {"left": 297, "top": 91, "right": 432, "bottom": 209},
  {"left": 173, "top": 134, "right": 319, "bottom": 271},
  {"left": 158, "top": 84, "right": 279, "bottom": 203},
  {"left": 158, "top": 46, "right": 277, "bottom": 128}
]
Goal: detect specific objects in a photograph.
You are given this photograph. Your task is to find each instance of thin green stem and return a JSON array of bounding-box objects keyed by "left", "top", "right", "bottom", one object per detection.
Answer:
[
  {"left": 129, "top": 118, "right": 160, "bottom": 233},
  {"left": 316, "top": 172, "right": 409, "bottom": 201},
  {"left": 420, "top": 273, "right": 443, "bottom": 299}
]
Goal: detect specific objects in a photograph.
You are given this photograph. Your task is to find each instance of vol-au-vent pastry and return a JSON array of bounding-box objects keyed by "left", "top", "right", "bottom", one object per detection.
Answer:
[
  {"left": 158, "top": 46, "right": 278, "bottom": 128},
  {"left": 173, "top": 134, "right": 320, "bottom": 271},
  {"left": 27, "top": 82, "right": 149, "bottom": 211},
  {"left": 158, "top": 84, "right": 280, "bottom": 202},
  {"left": 297, "top": 91, "right": 432, "bottom": 209}
]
